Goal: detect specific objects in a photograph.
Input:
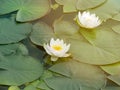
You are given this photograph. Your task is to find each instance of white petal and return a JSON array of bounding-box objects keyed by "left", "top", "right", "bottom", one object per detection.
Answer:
[
  {"left": 43, "top": 44, "right": 52, "bottom": 55},
  {"left": 77, "top": 11, "right": 102, "bottom": 29},
  {"left": 51, "top": 50, "right": 63, "bottom": 57},
  {"left": 63, "top": 53, "right": 71, "bottom": 57},
  {"left": 60, "top": 39, "right": 64, "bottom": 44},
  {"left": 64, "top": 44, "right": 71, "bottom": 53},
  {"left": 50, "top": 38, "right": 55, "bottom": 46},
  {"left": 44, "top": 38, "right": 71, "bottom": 59},
  {"left": 51, "top": 56, "right": 59, "bottom": 61},
  {"left": 56, "top": 38, "right": 60, "bottom": 43},
  {"left": 78, "top": 11, "right": 81, "bottom": 20}
]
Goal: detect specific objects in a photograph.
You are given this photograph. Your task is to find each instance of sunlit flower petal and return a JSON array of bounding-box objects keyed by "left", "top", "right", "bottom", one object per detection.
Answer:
[
  {"left": 63, "top": 53, "right": 71, "bottom": 57},
  {"left": 44, "top": 38, "right": 71, "bottom": 61},
  {"left": 51, "top": 56, "right": 59, "bottom": 61},
  {"left": 43, "top": 44, "right": 52, "bottom": 55},
  {"left": 78, "top": 11, "right": 102, "bottom": 29}
]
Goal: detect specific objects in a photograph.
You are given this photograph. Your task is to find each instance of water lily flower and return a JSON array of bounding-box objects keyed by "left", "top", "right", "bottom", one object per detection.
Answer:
[
  {"left": 77, "top": 11, "right": 102, "bottom": 29},
  {"left": 43, "top": 38, "right": 71, "bottom": 61}
]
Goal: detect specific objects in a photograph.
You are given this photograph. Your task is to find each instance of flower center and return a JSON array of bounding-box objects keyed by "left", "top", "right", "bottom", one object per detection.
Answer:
[{"left": 52, "top": 45, "right": 62, "bottom": 51}]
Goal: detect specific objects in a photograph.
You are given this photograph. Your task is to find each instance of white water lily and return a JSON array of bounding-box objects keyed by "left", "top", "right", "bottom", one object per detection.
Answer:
[
  {"left": 43, "top": 38, "right": 71, "bottom": 61},
  {"left": 78, "top": 11, "right": 102, "bottom": 29}
]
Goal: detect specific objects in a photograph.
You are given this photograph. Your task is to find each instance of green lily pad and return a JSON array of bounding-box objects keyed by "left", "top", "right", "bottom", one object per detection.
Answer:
[
  {"left": 70, "top": 27, "right": 120, "bottom": 65},
  {"left": 90, "top": 0, "right": 120, "bottom": 21},
  {"left": 101, "top": 87, "right": 120, "bottom": 90},
  {"left": 37, "top": 71, "right": 53, "bottom": 90},
  {"left": 0, "top": 18, "right": 31, "bottom": 44},
  {"left": 23, "top": 80, "right": 40, "bottom": 90},
  {"left": 80, "top": 86, "right": 99, "bottom": 90},
  {"left": 112, "top": 24, "right": 120, "bottom": 34},
  {"left": 8, "top": 86, "right": 20, "bottom": 90},
  {"left": 0, "top": 44, "right": 19, "bottom": 55},
  {"left": 30, "top": 22, "right": 56, "bottom": 46},
  {"left": 0, "top": 43, "right": 28, "bottom": 56},
  {"left": 54, "top": 18, "right": 83, "bottom": 41},
  {"left": 112, "top": 13, "right": 120, "bottom": 21},
  {"left": 101, "top": 62, "right": 120, "bottom": 75},
  {"left": 45, "top": 60, "right": 106, "bottom": 90},
  {"left": 76, "top": 0, "right": 106, "bottom": 10},
  {"left": 0, "top": 54, "right": 43, "bottom": 85},
  {"left": 54, "top": 19, "right": 79, "bottom": 36},
  {"left": 24, "top": 85, "right": 36, "bottom": 90},
  {"left": 55, "top": 0, "right": 106, "bottom": 12},
  {"left": 0, "top": 0, "right": 51, "bottom": 22},
  {"left": 54, "top": 18, "right": 120, "bottom": 65},
  {"left": 55, "top": 0, "right": 77, "bottom": 12},
  {"left": 79, "top": 28, "right": 97, "bottom": 45},
  {"left": 108, "top": 74, "right": 120, "bottom": 86},
  {"left": 24, "top": 71, "right": 52, "bottom": 90}
]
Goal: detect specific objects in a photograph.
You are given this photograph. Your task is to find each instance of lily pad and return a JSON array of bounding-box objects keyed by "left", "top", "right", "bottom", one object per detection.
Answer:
[
  {"left": 0, "top": 54, "right": 43, "bottom": 85},
  {"left": 45, "top": 60, "right": 106, "bottom": 90},
  {"left": 0, "top": 0, "right": 51, "bottom": 22},
  {"left": 112, "top": 13, "right": 120, "bottom": 21},
  {"left": 8, "top": 86, "right": 20, "bottom": 90},
  {"left": 54, "top": 18, "right": 120, "bottom": 65},
  {"left": 24, "top": 71, "right": 52, "bottom": 90},
  {"left": 101, "top": 62, "right": 120, "bottom": 75},
  {"left": 0, "top": 44, "right": 19, "bottom": 55},
  {"left": 80, "top": 86, "right": 99, "bottom": 90},
  {"left": 24, "top": 85, "right": 36, "bottom": 90},
  {"left": 55, "top": 0, "right": 106, "bottom": 12},
  {"left": 101, "top": 86, "right": 120, "bottom": 90},
  {"left": 0, "top": 43, "right": 28, "bottom": 56},
  {"left": 79, "top": 28, "right": 97, "bottom": 45},
  {"left": 112, "top": 24, "right": 120, "bottom": 34},
  {"left": 54, "top": 19, "right": 79, "bottom": 36},
  {"left": 30, "top": 22, "right": 56, "bottom": 46},
  {"left": 76, "top": 0, "right": 106, "bottom": 10},
  {"left": 90, "top": 0, "right": 120, "bottom": 21},
  {"left": 0, "top": 18, "right": 31, "bottom": 44},
  {"left": 55, "top": 0, "right": 77, "bottom": 12},
  {"left": 54, "top": 18, "right": 83, "bottom": 41},
  {"left": 108, "top": 74, "right": 120, "bottom": 86}
]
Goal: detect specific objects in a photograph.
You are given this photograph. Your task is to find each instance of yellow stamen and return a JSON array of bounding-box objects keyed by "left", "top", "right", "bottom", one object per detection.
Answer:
[{"left": 52, "top": 45, "right": 62, "bottom": 51}]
